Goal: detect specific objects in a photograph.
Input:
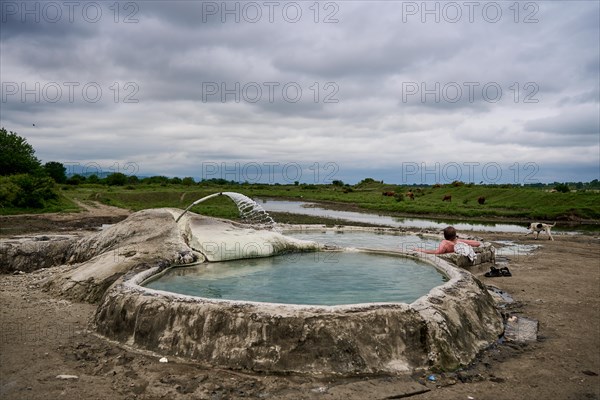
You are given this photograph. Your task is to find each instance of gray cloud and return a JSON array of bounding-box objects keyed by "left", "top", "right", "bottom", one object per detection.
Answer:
[
  {"left": 525, "top": 106, "right": 600, "bottom": 136},
  {"left": 1, "top": 0, "right": 598, "bottom": 183}
]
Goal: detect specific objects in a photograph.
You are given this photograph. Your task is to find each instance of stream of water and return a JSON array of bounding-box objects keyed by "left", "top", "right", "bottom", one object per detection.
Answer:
[{"left": 259, "top": 199, "right": 532, "bottom": 233}]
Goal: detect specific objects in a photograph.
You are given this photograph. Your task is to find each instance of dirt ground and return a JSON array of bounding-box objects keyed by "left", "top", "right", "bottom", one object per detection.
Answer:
[{"left": 0, "top": 206, "right": 599, "bottom": 400}]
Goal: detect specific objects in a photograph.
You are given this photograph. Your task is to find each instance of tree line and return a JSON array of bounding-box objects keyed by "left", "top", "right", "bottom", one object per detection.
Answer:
[{"left": 2, "top": 127, "right": 599, "bottom": 210}]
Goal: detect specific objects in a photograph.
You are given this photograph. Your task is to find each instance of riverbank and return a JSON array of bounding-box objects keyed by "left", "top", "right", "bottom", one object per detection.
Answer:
[
  {"left": 262, "top": 196, "right": 600, "bottom": 229},
  {"left": 4, "top": 183, "right": 599, "bottom": 224}
]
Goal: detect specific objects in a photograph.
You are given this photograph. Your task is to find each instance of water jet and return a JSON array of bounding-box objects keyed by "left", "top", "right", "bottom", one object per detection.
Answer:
[{"left": 176, "top": 191, "right": 276, "bottom": 227}]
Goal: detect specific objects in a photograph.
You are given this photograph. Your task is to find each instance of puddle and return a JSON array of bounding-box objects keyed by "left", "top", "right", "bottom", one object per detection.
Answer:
[
  {"left": 487, "top": 286, "right": 514, "bottom": 304},
  {"left": 493, "top": 240, "right": 540, "bottom": 259}
]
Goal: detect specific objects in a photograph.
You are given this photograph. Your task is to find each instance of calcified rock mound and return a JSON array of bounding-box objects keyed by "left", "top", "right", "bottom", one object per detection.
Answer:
[
  {"left": 31, "top": 208, "right": 317, "bottom": 303},
  {"left": 44, "top": 209, "right": 191, "bottom": 302},
  {"left": 0, "top": 234, "right": 79, "bottom": 274}
]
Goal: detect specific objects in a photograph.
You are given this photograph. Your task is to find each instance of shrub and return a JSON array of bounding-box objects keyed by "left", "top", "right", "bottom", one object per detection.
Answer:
[
  {"left": 66, "top": 174, "right": 85, "bottom": 185},
  {"left": 394, "top": 193, "right": 404, "bottom": 202},
  {"left": 182, "top": 177, "right": 195, "bottom": 186},
  {"left": 554, "top": 183, "right": 570, "bottom": 193},
  {"left": 358, "top": 178, "right": 376, "bottom": 185},
  {"left": 1, "top": 174, "right": 58, "bottom": 208},
  {"left": 105, "top": 172, "right": 128, "bottom": 186},
  {"left": 0, "top": 176, "right": 20, "bottom": 207}
]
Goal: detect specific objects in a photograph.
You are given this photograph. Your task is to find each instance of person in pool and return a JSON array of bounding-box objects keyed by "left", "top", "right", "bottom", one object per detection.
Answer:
[{"left": 417, "top": 226, "right": 481, "bottom": 254}]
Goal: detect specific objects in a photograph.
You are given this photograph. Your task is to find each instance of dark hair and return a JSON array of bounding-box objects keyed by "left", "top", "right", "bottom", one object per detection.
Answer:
[{"left": 443, "top": 226, "right": 457, "bottom": 240}]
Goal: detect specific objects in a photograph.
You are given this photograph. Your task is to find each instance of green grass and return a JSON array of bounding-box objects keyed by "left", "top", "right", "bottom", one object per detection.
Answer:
[
  {"left": 4, "top": 182, "right": 600, "bottom": 222},
  {"left": 0, "top": 193, "right": 80, "bottom": 215}
]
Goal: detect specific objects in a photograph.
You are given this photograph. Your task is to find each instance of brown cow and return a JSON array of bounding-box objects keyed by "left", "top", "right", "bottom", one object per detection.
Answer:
[
  {"left": 478, "top": 196, "right": 486, "bottom": 205},
  {"left": 406, "top": 191, "right": 415, "bottom": 200},
  {"left": 442, "top": 194, "right": 452, "bottom": 202},
  {"left": 382, "top": 191, "right": 395, "bottom": 196}
]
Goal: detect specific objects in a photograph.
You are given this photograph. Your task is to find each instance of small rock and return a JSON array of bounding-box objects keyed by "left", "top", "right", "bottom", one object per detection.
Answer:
[
  {"left": 159, "top": 357, "right": 168, "bottom": 363},
  {"left": 56, "top": 375, "right": 79, "bottom": 380}
]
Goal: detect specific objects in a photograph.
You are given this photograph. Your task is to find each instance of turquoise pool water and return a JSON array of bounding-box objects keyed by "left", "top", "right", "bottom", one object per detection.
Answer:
[{"left": 145, "top": 251, "right": 446, "bottom": 306}]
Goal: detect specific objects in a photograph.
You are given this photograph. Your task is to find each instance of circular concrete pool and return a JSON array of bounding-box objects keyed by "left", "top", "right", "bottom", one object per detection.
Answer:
[
  {"left": 91, "top": 211, "right": 504, "bottom": 376},
  {"left": 144, "top": 251, "right": 447, "bottom": 305}
]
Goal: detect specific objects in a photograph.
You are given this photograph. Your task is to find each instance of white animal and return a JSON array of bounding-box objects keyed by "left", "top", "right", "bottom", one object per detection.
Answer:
[{"left": 525, "top": 222, "right": 556, "bottom": 241}]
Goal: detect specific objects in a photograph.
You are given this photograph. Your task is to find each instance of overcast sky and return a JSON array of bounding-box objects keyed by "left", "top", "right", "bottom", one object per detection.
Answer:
[{"left": 1, "top": 1, "right": 599, "bottom": 184}]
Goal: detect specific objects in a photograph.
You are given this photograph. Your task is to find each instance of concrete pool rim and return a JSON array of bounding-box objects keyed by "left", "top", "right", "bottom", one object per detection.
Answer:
[
  {"left": 94, "top": 241, "right": 504, "bottom": 375},
  {"left": 132, "top": 248, "right": 451, "bottom": 310}
]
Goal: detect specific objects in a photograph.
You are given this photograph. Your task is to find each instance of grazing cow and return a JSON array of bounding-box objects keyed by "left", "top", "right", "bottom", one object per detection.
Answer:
[
  {"left": 382, "top": 191, "right": 395, "bottom": 196},
  {"left": 478, "top": 196, "right": 486, "bottom": 205},
  {"left": 406, "top": 191, "right": 415, "bottom": 200},
  {"left": 442, "top": 194, "right": 452, "bottom": 202}
]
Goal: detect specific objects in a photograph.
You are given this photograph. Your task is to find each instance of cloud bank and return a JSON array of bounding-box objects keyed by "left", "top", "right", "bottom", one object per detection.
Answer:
[{"left": 1, "top": 1, "right": 598, "bottom": 184}]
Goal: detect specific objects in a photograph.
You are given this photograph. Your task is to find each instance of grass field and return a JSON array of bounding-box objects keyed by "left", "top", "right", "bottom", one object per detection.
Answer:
[{"left": 44, "top": 181, "right": 600, "bottom": 223}]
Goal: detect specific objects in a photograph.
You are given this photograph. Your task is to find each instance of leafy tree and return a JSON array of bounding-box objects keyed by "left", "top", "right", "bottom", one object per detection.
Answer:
[
  {"left": 170, "top": 177, "right": 182, "bottom": 184},
  {"left": 105, "top": 172, "right": 128, "bottom": 186},
  {"left": 87, "top": 174, "right": 100, "bottom": 184},
  {"left": 44, "top": 161, "right": 67, "bottom": 183},
  {"left": 66, "top": 174, "right": 86, "bottom": 185},
  {"left": 0, "top": 128, "right": 41, "bottom": 175},
  {"left": 357, "top": 178, "right": 376, "bottom": 185},
  {"left": 127, "top": 175, "right": 139, "bottom": 184},
  {"left": 182, "top": 177, "right": 195, "bottom": 186},
  {"left": 554, "top": 183, "right": 570, "bottom": 193},
  {"left": 142, "top": 175, "right": 170, "bottom": 185}
]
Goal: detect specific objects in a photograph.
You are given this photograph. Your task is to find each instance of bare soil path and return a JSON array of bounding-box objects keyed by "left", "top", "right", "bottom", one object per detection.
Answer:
[{"left": 0, "top": 201, "right": 130, "bottom": 237}]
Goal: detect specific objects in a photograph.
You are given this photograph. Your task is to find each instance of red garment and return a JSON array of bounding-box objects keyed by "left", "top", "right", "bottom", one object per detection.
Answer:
[{"left": 425, "top": 238, "right": 480, "bottom": 254}]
